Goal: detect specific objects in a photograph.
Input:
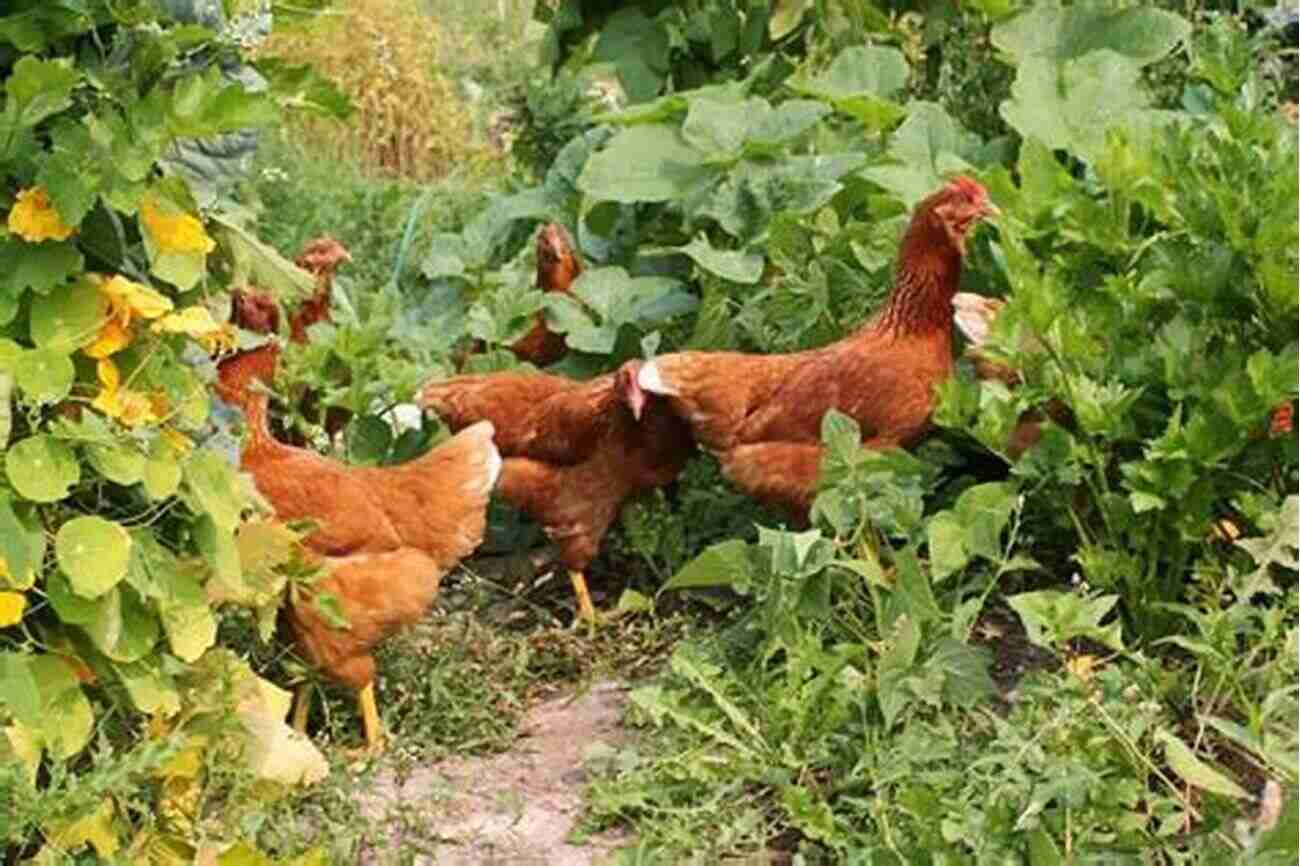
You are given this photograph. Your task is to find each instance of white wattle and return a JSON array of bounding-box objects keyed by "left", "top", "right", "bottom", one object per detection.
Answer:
[{"left": 637, "top": 359, "right": 677, "bottom": 396}]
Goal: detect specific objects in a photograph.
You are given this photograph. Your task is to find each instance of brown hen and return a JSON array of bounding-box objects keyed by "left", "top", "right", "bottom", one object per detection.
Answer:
[
  {"left": 216, "top": 343, "right": 500, "bottom": 752},
  {"left": 419, "top": 360, "right": 691, "bottom": 622},
  {"left": 510, "top": 222, "right": 583, "bottom": 366},
  {"left": 637, "top": 177, "right": 999, "bottom": 518}
]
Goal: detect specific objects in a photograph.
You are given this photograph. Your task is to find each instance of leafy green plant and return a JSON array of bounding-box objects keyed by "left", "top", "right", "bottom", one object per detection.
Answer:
[{"left": 0, "top": 3, "right": 350, "bottom": 859}]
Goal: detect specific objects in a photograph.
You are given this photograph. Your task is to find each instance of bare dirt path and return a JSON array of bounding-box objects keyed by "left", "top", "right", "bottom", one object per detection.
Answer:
[{"left": 356, "top": 680, "right": 633, "bottom": 865}]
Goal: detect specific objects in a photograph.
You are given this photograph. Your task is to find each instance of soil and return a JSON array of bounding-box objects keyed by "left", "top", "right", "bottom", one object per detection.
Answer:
[{"left": 356, "top": 680, "right": 633, "bottom": 866}]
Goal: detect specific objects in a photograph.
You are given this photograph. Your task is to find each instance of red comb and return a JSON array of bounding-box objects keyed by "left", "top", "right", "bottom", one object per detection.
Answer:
[{"left": 947, "top": 175, "right": 987, "bottom": 200}]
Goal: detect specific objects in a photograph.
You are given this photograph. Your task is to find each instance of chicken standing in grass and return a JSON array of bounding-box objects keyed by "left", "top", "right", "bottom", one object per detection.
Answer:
[
  {"left": 636, "top": 177, "right": 999, "bottom": 518},
  {"left": 420, "top": 360, "right": 691, "bottom": 623},
  {"left": 216, "top": 343, "right": 501, "bottom": 753}
]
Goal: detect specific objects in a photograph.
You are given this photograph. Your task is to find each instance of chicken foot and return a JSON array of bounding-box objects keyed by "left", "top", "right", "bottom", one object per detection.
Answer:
[
  {"left": 292, "top": 683, "right": 312, "bottom": 734},
  {"left": 289, "top": 681, "right": 385, "bottom": 754},
  {"left": 569, "top": 570, "right": 597, "bottom": 624}
]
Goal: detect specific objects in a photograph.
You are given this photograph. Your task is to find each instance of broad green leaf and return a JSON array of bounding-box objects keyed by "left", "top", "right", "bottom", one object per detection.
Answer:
[
  {"left": 84, "top": 585, "right": 159, "bottom": 663},
  {"left": 662, "top": 539, "right": 752, "bottom": 591},
  {"left": 6, "top": 434, "right": 79, "bottom": 502},
  {"left": 1007, "top": 590, "right": 1124, "bottom": 651},
  {"left": 769, "top": 0, "right": 812, "bottom": 40},
  {"left": 992, "top": 4, "right": 1191, "bottom": 66},
  {"left": 12, "top": 348, "right": 73, "bottom": 403},
  {"left": 143, "top": 435, "right": 184, "bottom": 500},
  {"left": 955, "top": 482, "right": 1017, "bottom": 560},
  {"left": 0, "top": 239, "right": 83, "bottom": 296},
  {"left": 746, "top": 100, "right": 828, "bottom": 151},
  {"left": 212, "top": 215, "right": 315, "bottom": 302},
  {"left": 86, "top": 442, "right": 146, "bottom": 486},
  {"left": 184, "top": 450, "right": 243, "bottom": 531},
  {"left": 927, "top": 512, "right": 968, "bottom": 580},
  {"left": 0, "top": 653, "right": 41, "bottom": 729},
  {"left": 791, "top": 45, "right": 908, "bottom": 101},
  {"left": 0, "top": 492, "right": 40, "bottom": 588},
  {"left": 681, "top": 97, "right": 761, "bottom": 156},
  {"left": 578, "top": 123, "right": 717, "bottom": 203},
  {"left": 160, "top": 595, "right": 217, "bottom": 663},
  {"left": 1234, "top": 495, "right": 1299, "bottom": 598},
  {"left": 5, "top": 56, "right": 80, "bottom": 127},
  {"left": 929, "top": 638, "right": 996, "bottom": 708},
  {"left": 1155, "top": 731, "right": 1249, "bottom": 799},
  {"left": 57, "top": 516, "right": 132, "bottom": 598},
  {"left": 28, "top": 275, "right": 105, "bottom": 350},
  {"left": 668, "top": 236, "right": 763, "bottom": 284},
  {"left": 863, "top": 102, "right": 979, "bottom": 208},
  {"left": 46, "top": 571, "right": 98, "bottom": 625},
  {"left": 29, "top": 654, "right": 93, "bottom": 759},
  {"left": 590, "top": 8, "right": 670, "bottom": 103},
  {"left": 195, "top": 515, "right": 241, "bottom": 588},
  {"left": 116, "top": 658, "right": 181, "bottom": 717}
]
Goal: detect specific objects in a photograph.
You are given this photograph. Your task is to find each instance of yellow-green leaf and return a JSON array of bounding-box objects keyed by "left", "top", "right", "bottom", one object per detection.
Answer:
[
  {"left": 1156, "top": 730, "right": 1250, "bottom": 799},
  {"left": 29, "top": 654, "right": 94, "bottom": 759},
  {"left": 183, "top": 450, "right": 243, "bottom": 531},
  {"left": 57, "top": 515, "right": 132, "bottom": 598},
  {"left": 84, "top": 586, "right": 159, "bottom": 663},
  {"left": 6, "top": 434, "right": 80, "bottom": 502},
  {"left": 42, "top": 797, "right": 119, "bottom": 859},
  {"left": 29, "top": 275, "right": 106, "bottom": 351},
  {"left": 143, "top": 435, "right": 183, "bottom": 500},
  {"left": 12, "top": 347, "right": 74, "bottom": 403},
  {"left": 86, "top": 441, "right": 147, "bottom": 486},
  {"left": 116, "top": 658, "right": 181, "bottom": 717},
  {"left": 160, "top": 598, "right": 216, "bottom": 663}
]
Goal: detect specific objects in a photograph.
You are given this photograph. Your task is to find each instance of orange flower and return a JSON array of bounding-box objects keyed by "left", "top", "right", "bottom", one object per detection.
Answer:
[
  {"left": 8, "top": 186, "right": 75, "bottom": 242},
  {"left": 153, "top": 305, "right": 236, "bottom": 354},
  {"left": 91, "top": 358, "right": 166, "bottom": 428},
  {"left": 84, "top": 275, "right": 174, "bottom": 360}
]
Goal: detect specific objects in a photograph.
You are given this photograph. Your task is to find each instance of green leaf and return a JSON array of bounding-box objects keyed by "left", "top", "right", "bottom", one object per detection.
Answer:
[
  {"left": 769, "top": 0, "right": 812, "bottom": 40},
  {"left": 662, "top": 539, "right": 752, "bottom": 591},
  {"left": 1007, "top": 590, "right": 1124, "bottom": 651},
  {"left": 84, "top": 585, "right": 159, "bottom": 663},
  {"left": 0, "top": 239, "right": 83, "bottom": 297},
  {"left": 929, "top": 638, "right": 996, "bottom": 708},
  {"left": 578, "top": 123, "right": 718, "bottom": 203},
  {"left": 29, "top": 654, "right": 93, "bottom": 759},
  {"left": 681, "top": 96, "right": 760, "bottom": 156},
  {"left": 6, "top": 434, "right": 79, "bottom": 502},
  {"left": 668, "top": 236, "right": 763, "bottom": 284},
  {"left": 746, "top": 100, "right": 829, "bottom": 151},
  {"left": 790, "top": 45, "right": 908, "bottom": 129},
  {"left": 791, "top": 45, "right": 908, "bottom": 102},
  {"left": 115, "top": 658, "right": 180, "bottom": 717},
  {"left": 57, "top": 516, "right": 132, "bottom": 599},
  {"left": 590, "top": 8, "right": 670, "bottom": 103},
  {"left": 0, "top": 492, "right": 40, "bottom": 588},
  {"left": 877, "top": 614, "right": 920, "bottom": 729},
  {"left": 1155, "top": 730, "right": 1249, "bottom": 799},
  {"left": 545, "top": 266, "right": 695, "bottom": 354},
  {"left": 863, "top": 102, "right": 979, "bottom": 208},
  {"left": 28, "top": 275, "right": 104, "bottom": 351},
  {"left": 183, "top": 450, "right": 243, "bottom": 532},
  {"left": 143, "top": 435, "right": 184, "bottom": 500},
  {"left": 954, "top": 482, "right": 1017, "bottom": 561},
  {"left": 12, "top": 348, "right": 73, "bottom": 404},
  {"left": 1234, "top": 495, "right": 1299, "bottom": 598},
  {"left": 160, "top": 595, "right": 216, "bottom": 663},
  {"left": 5, "top": 56, "right": 80, "bottom": 127},
  {"left": 992, "top": 4, "right": 1191, "bottom": 66},
  {"left": 927, "top": 512, "right": 969, "bottom": 581},
  {"left": 46, "top": 571, "right": 98, "bottom": 625},
  {"left": 212, "top": 215, "right": 316, "bottom": 302},
  {"left": 0, "top": 652, "right": 41, "bottom": 728},
  {"left": 85, "top": 442, "right": 146, "bottom": 486}
]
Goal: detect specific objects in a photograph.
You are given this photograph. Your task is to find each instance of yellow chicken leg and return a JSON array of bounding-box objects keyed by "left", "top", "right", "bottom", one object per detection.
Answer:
[
  {"left": 358, "top": 682, "right": 385, "bottom": 754},
  {"left": 292, "top": 683, "right": 312, "bottom": 734},
  {"left": 569, "top": 570, "right": 597, "bottom": 624}
]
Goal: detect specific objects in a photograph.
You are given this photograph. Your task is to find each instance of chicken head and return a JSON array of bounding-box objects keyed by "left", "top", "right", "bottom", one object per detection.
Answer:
[
  {"left": 535, "top": 222, "right": 582, "bottom": 291},
  {"left": 928, "top": 175, "right": 1000, "bottom": 254},
  {"left": 616, "top": 360, "right": 648, "bottom": 421}
]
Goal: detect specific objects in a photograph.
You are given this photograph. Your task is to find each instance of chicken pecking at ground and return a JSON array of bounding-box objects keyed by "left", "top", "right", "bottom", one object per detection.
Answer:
[
  {"left": 419, "top": 360, "right": 692, "bottom": 623},
  {"left": 635, "top": 177, "right": 999, "bottom": 518},
  {"left": 216, "top": 342, "right": 501, "bottom": 753}
]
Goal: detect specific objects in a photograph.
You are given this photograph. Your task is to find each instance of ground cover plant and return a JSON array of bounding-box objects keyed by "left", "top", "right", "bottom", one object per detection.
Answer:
[{"left": 1, "top": 0, "right": 1296, "bottom": 864}]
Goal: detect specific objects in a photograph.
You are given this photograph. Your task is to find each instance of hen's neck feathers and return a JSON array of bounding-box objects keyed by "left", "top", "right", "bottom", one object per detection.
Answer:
[
  {"left": 217, "top": 347, "right": 288, "bottom": 457},
  {"left": 862, "top": 208, "right": 963, "bottom": 339}
]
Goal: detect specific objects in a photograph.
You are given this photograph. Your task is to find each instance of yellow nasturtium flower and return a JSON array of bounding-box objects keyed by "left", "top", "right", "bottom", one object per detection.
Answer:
[
  {"left": 153, "top": 305, "right": 236, "bottom": 354},
  {"left": 7, "top": 186, "right": 75, "bottom": 242},
  {"left": 139, "top": 197, "right": 216, "bottom": 254},
  {"left": 91, "top": 358, "right": 167, "bottom": 428},
  {"left": 0, "top": 591, "right": 27, "bottom": 627},
  {"left": 85, "top": 275, "right": 174, "bottom": 359}
]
